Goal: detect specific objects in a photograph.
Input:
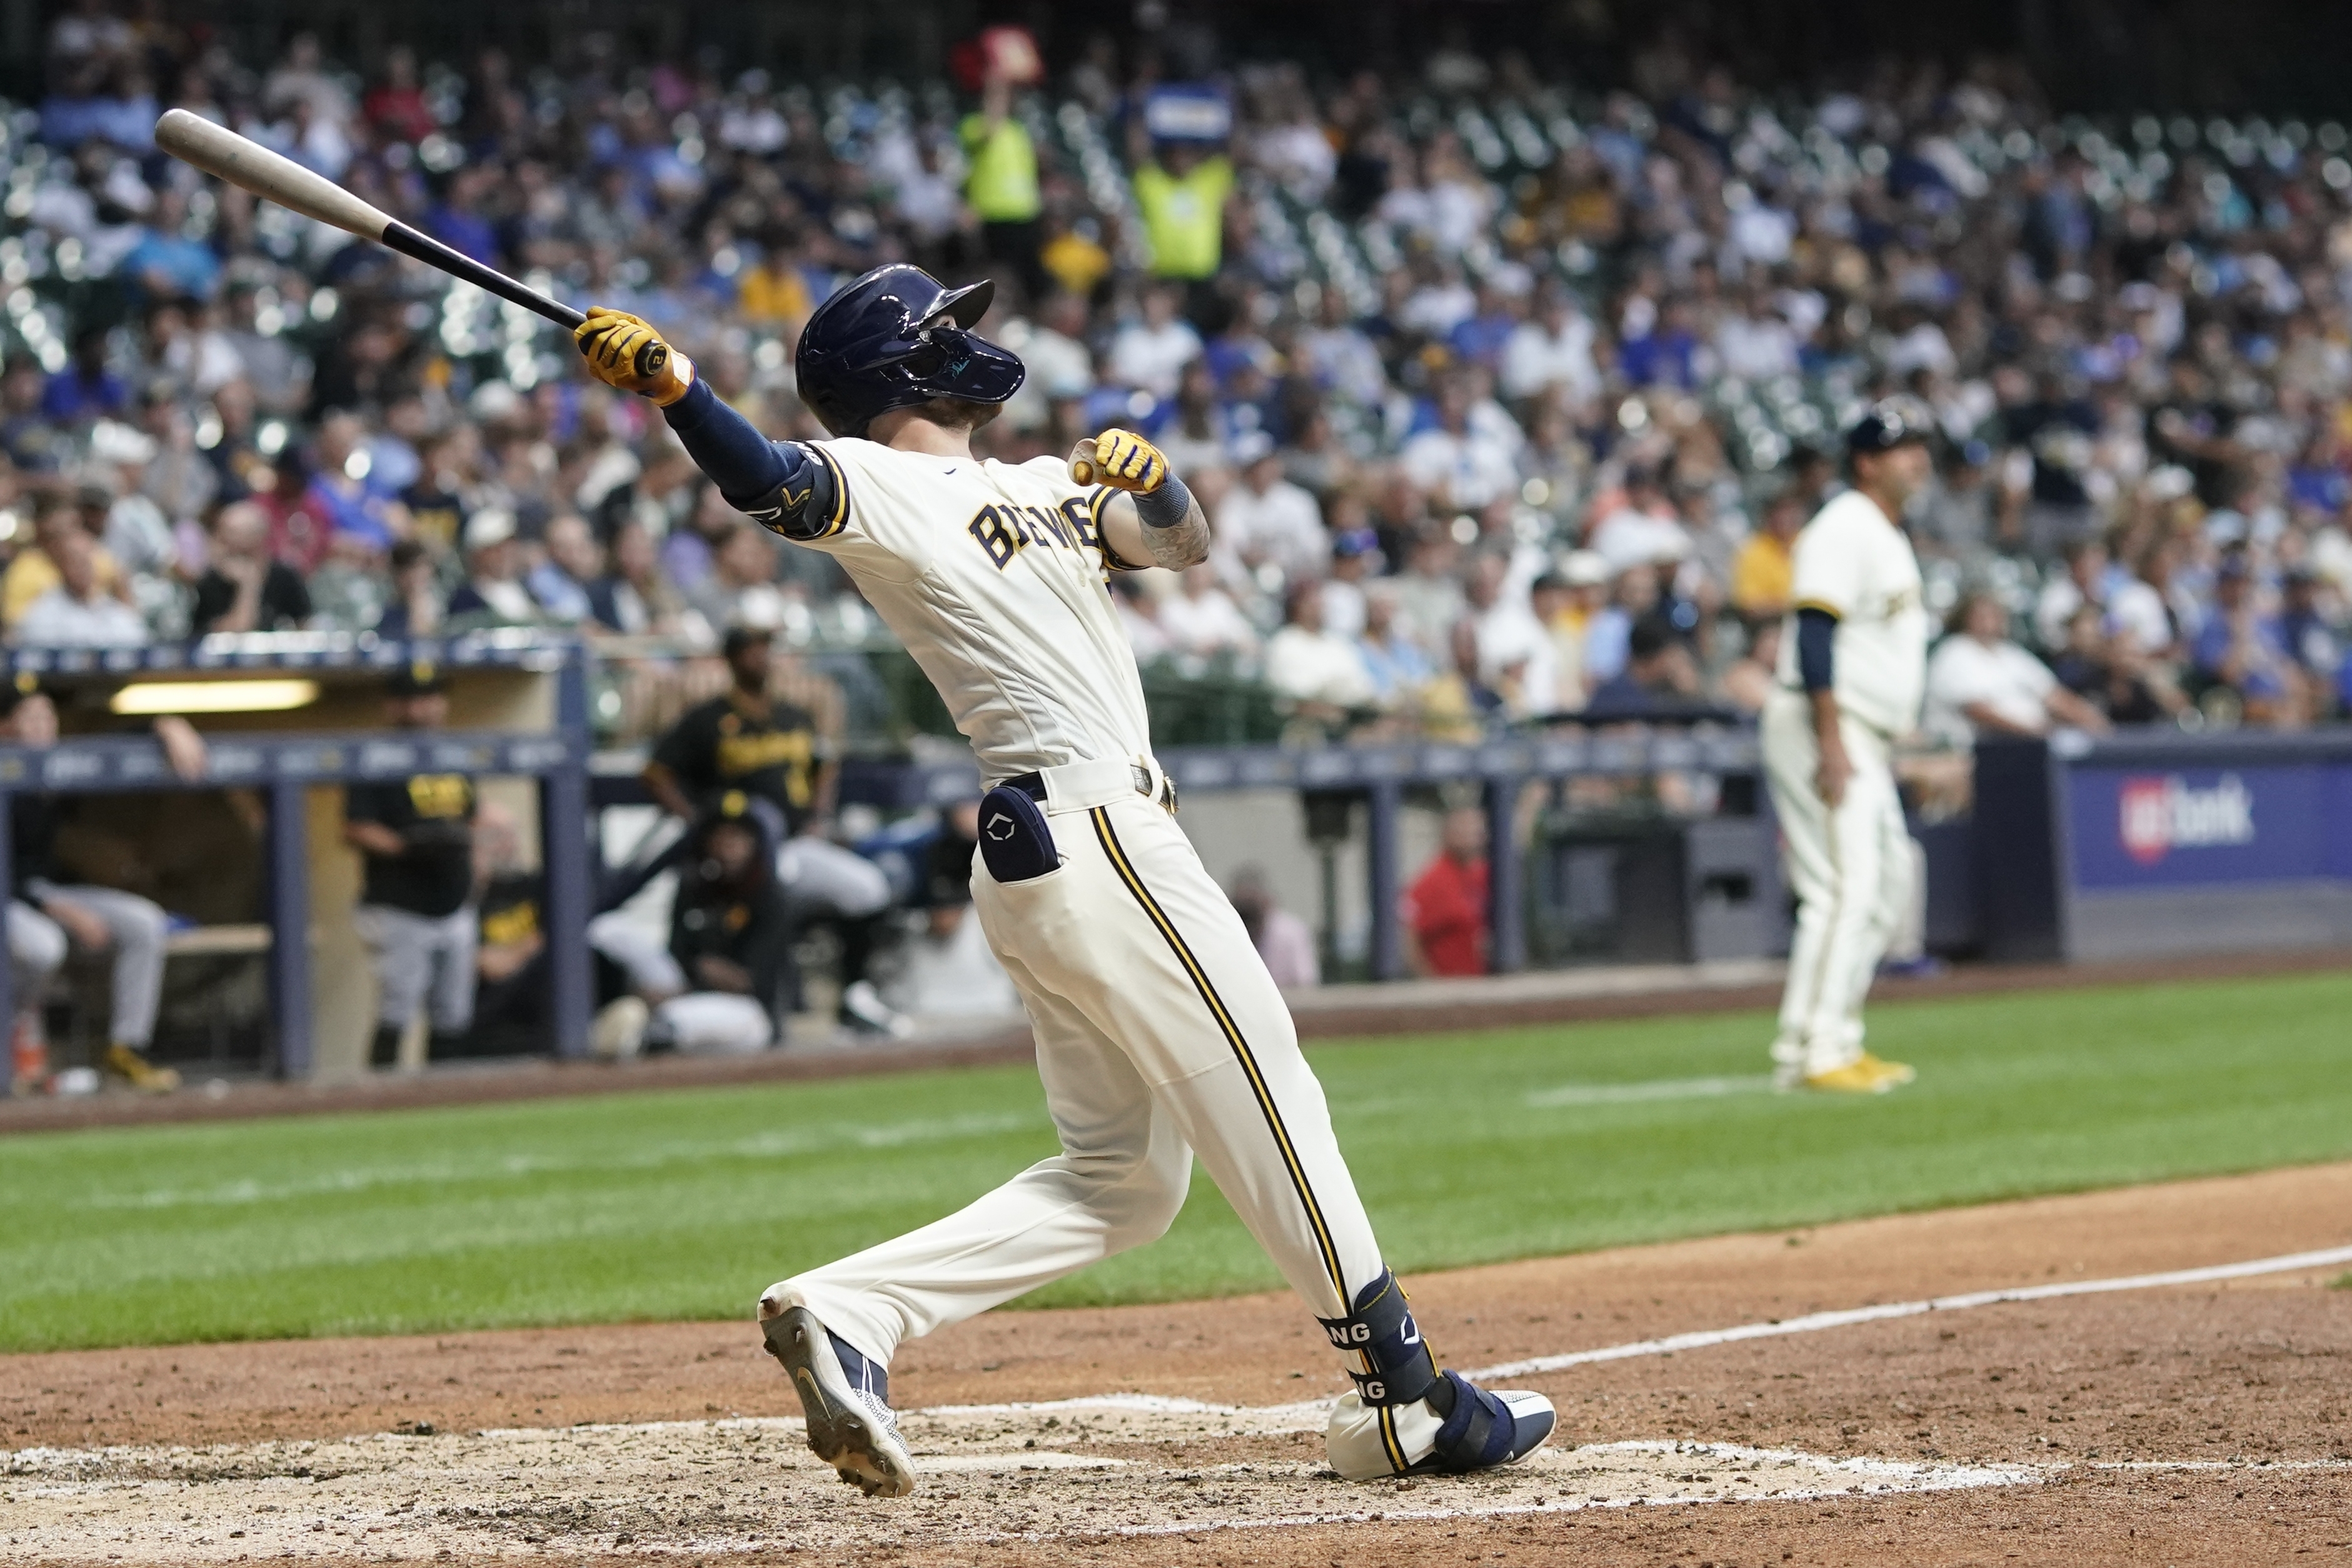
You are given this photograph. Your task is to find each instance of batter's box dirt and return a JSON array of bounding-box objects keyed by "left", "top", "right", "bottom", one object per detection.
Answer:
[{"left": 1, "top": 1408, "right": 2051, "bottom": 1564}]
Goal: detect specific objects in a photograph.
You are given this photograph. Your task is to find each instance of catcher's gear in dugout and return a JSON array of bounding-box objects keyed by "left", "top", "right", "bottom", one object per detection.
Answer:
[
  {"left": 574, "top": 308, "right": 694, "bottom": 405},
  {"left": 796, "top": 263, "right": 1025, "bottom": 438}
]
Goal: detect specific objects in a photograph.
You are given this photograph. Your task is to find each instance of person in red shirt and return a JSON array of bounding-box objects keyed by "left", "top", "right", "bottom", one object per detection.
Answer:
[{"left": 1404, "top": 806, "right": 1490, "bottom": 977}]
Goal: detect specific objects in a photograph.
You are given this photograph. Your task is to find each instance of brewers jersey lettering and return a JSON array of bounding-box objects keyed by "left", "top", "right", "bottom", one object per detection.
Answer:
[{"left": 787, "top": 440, "right": 1150, "bottom": 778}]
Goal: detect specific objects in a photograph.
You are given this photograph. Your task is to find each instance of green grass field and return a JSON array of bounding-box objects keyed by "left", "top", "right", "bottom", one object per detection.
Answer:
[{"left": 4, "top": 970, "right": 2349, "bottom": 1354}]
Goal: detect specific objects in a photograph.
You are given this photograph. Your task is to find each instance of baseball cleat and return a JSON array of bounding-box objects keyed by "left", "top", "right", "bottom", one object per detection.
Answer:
[
  {"left": 1412, "top": 1372, "right": 1557, "bottom": 1475},
  {"left": 1319, "top": 1269, "right": 1555, "bottom": 1481},
  {"left": 1803, "top": 1056, "right": 1907, "bottom": 1093},
  {"left": 760, "top": 1295, "right": 916, "bottom": 1498},
  {"left": 1854, "top": 1051, "right": 1916, "bottom": 1085}
]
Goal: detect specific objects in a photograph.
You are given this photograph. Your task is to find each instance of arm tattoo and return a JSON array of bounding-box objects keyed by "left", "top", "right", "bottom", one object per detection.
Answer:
[
  {"left": 1132, "top": 471, "right": 1210, "bottom": 570},
  {"left": 1139, "top": 492, "right": 1210, "bottom": 570}
]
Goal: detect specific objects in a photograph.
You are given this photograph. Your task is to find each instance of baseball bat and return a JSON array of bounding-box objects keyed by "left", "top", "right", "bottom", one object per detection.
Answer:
[{"left": 153, "top": 109, "right": 665, "bottom": 379}]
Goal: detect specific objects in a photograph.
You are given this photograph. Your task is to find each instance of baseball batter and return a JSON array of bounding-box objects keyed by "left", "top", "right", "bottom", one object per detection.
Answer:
[
  {"left": 1762, "top": 400, "right": 1932, "bottom": 1093},
  {"left": 573, "top": 266, "right": 1554, "bottom": 1497}
]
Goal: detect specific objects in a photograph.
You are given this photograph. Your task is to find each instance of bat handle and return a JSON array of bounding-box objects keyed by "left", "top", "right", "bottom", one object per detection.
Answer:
[{"left": 570, "top": 333, "right": 670, "bottom": 382}]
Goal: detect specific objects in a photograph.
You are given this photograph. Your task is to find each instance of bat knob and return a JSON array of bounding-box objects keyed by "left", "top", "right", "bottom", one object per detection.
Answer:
[{"left": 636, "top": 341, "right": 668, "bottom": 380}]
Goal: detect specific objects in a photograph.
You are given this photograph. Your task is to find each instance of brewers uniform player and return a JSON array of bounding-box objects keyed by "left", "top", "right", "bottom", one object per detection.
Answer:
[
  {"left": 574, "top": 266, "right": 1553, "bottom": 1496},
  {"left": 1763, "top": 400, "right": 1932, "bottom": 1093}
]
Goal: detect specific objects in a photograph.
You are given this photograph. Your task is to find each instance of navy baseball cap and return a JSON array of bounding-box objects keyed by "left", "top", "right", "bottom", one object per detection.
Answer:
[{"left": 1845, "top": 397, "right": 1934, "bottom": 456}]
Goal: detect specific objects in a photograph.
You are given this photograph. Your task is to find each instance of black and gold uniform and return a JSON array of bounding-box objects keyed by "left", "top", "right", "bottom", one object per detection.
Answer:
[{"left": 647, "top": 690, "right": 827, "bottom": 836}]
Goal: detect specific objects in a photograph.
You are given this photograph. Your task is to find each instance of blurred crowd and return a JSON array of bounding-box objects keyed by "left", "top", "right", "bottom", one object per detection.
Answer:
[{"left": 5, "top": 13, "right": 2352, "bottom": 755}]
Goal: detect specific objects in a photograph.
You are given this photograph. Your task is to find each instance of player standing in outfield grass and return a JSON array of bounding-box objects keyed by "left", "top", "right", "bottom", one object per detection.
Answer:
[
  {"left": 1762, "top": 400, "right": 1934, "bottom": 1094},
  {"left": 571, "top": 266, "right": 1555, "bottom": 1497}
]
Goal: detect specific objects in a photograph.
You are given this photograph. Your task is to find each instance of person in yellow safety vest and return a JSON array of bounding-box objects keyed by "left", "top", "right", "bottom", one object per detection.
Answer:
[
  {"left": 958, "top": 69, "right": 1044, "bottom": 300},
  {"left": 1132, "top": 141, "right": 1234, "bottom": 325}
]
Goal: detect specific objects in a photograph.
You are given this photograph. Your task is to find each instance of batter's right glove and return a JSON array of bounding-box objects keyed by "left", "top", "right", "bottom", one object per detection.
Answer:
[
  {"left": 1070, "top": 428, "right": 1168, "bottom": 493},
  {"left": 574, "top": 307, "right": 696, "bottom": 406}
]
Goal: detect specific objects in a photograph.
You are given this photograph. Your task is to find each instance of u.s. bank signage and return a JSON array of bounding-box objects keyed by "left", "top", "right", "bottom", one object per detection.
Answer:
[
  {"left": 2116, "top": 774, "right": 2254, "bottom": 865},
  {"left": 2070, "top": 765, "right": 2348, "bottom": 889}
]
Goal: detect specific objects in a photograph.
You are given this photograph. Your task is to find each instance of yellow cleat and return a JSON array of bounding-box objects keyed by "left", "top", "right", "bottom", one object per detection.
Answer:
[
  {"left": 1854, "top": 1052, "right": 1916, "bottom": 1086},
  {"left": 103, "top": 1043, "right": 181, "bottom": 1095},
  {"left": 1803, "top": 1058, "right": 1900, "bottom": 1094}
]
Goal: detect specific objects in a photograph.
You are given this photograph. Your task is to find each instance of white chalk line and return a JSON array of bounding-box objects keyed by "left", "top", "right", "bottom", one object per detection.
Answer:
[
  {"left": 1467, "top": 1242, "right": 2352, "bottom": 1380},
  {"left": 1525, "top": 1074, "right": 1777, "bottom": 1108}
]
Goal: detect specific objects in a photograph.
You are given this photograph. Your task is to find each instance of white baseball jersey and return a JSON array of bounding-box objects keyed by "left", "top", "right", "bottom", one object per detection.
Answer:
[
  {"left": 795, "top": 438, "right": 1152, "bottom": 780},
  {"left": 1773, "top": 490, "right": 1929, "bottom": 736}
]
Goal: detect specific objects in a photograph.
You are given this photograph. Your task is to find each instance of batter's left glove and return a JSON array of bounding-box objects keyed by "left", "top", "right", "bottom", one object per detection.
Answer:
[
  {"left": 574, "top": 307, "right": 696, "bottom": 406},
  {"left": 1070, "top": 428, "right": 1168, "bottom": 493}
]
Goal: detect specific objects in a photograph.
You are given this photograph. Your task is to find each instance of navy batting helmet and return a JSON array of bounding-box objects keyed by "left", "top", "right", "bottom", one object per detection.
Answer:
[{"left": 794, "top": 264, "right": 1026, "bottom": 438}]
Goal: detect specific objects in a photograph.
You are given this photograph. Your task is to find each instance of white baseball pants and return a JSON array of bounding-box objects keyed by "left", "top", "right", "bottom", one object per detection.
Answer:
[
  {"left": 1761, "top": 690, "right": 1914, "bottom": 1075},
  {"left": 775, "top": 758, "right": 1385, "bottom": 1361}
]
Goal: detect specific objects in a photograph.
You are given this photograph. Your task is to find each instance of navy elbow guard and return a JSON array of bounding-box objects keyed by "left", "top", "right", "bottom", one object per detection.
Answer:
[
  {"left": 1796, "top": 607, "right": 1837, "bottom": 692},
  {"left": 740, "top": 442, "right": 841, "bottom": 542}
]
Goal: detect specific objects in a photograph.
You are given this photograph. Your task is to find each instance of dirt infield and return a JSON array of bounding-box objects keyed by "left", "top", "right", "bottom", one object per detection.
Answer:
[{"left": 6, "top": 1162, "right": 2348, "bottom": 1565}]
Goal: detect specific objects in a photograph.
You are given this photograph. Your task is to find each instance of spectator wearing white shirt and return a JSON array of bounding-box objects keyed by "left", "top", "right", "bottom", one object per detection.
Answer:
[
  {"left": 998, "top": 291, "right": 1095, "bottom": 431},
  {"left": 1400, "top": 378, "right": 1520, "bottom": 511},
  {"left": 1215, "top": 432, "right": 1328, "bottom": 591},
  {"left": 1465, "top": 552, "right": 1557, "bottom": 717},
  {"left": 1586, "top": 469, "right": 1693, "bottom": 576},
  {"left": 1300, "top": 287, "right": 1389, "bottom": 410},
  {"left": 1712, "top": 283, "right": 1800, "bottom": 382},
  {"left": 1924, "top": 592, "right": 2111, "bottom": 747},
  {"left": 1265, "top": 581, "right": 1379, "bottom": 731},
  {"left": 14, "top": 525, "right": 149, "bottom": 648},
  {"left": 1158, "top": 563, "right": 1260, "bottom": 660},
  {"left": 1107, "top": 284, "right": 1203, "bottom": 400},
  {"left": 2031, "top": 538, "right": 2113, "bottom": 649},
  {"left": 1500, "top": 285, "right": 1602, "bottom": 406}
]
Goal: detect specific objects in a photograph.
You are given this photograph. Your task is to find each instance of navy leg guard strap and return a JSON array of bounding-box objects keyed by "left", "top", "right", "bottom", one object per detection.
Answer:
[{"left": 1317, "top": 1269, "right": 1440, "bottom": 1409}]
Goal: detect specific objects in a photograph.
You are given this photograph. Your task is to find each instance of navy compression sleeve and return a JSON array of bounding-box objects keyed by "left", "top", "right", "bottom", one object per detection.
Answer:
[
  {"left": 661, "top": 377, "right": 835, "bottom": 539},
  {"left": 1795, "top": 606, "right": 1837, "bottom": 692}
]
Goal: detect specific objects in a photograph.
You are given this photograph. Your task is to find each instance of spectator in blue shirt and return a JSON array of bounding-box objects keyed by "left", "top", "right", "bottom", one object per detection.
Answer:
[
  {"left": 1445, "top": 278, "right": 1522, "bottom": 373},
  {"left": 425, "top": 166, "right": 502, "bottom": 266},
  {"left": 2191, "top": 557, "right": 2296, "bottom": 720},
  {"left": 118, "top": 191, "right": 221, "bottom": 304},
  {"left": 40, "top": 328, "right": 130, "bottom": 425}
]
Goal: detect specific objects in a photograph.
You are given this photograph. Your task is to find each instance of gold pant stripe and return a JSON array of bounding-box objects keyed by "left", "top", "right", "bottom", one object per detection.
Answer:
[{"left": 1090, "top": 807, "right": 1349, "bottom": 1300}]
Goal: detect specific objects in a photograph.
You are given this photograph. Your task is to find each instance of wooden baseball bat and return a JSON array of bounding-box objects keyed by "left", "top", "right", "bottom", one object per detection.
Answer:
[{"left": 153, "top": 108, "right": 665, "bottom": 379}]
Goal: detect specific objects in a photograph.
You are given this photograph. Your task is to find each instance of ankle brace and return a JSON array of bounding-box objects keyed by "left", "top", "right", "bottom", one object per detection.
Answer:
[{"left": 1317, "top": 1269, "right": 1440, "bottom": 1408}]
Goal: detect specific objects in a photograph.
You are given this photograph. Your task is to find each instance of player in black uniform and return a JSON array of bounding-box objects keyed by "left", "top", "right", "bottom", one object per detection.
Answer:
[
  {"left": 641, "top": 624, "right": 907, "bottom": 1037},
  {"left": 343, "top": 663, "right": 478, "bottom": 1069}
]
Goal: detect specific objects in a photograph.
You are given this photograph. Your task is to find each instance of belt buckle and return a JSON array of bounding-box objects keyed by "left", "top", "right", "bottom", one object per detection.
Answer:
[{"left": 1131, "top": 763, "right": 1177, "bottom": 815}]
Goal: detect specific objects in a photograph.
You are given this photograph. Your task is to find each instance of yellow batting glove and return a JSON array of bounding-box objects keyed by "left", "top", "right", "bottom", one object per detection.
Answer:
[
  {"left": 573, "top": 306, "right": 695, "bottom": 405},
  {"left": 1071, "top": 428, "right": 1168, "bottom": 493}
]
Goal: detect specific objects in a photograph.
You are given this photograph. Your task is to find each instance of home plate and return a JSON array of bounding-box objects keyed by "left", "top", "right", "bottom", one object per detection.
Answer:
[{"left": 3, "top": 1405, "right": 2043, "bottom": 1563}]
